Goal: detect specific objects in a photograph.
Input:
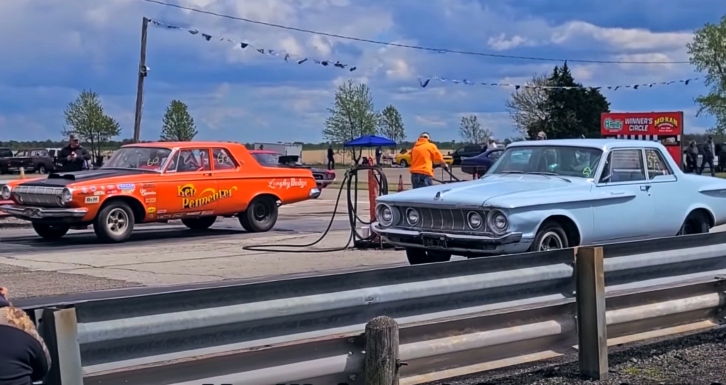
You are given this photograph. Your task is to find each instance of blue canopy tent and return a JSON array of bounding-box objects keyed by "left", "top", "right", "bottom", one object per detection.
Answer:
[
  {"left": 344, "top": 135, "right": 397, "bottom": 164},
  {"left": 344, "top": 135, "right": 396, "bottom": 148}
]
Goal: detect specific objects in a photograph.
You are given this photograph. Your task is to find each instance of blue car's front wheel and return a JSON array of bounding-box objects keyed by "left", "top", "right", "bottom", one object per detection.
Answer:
[
  {"left": 530, "top": 220, "right": 569, "bottom": 252},
  {"left": 405, "top": 248, "right": 451, "bottom": 265}
]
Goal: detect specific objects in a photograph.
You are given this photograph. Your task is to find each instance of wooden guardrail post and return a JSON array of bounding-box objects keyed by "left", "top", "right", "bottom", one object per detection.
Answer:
[
  {"left": 365, "top": 316, "right": 400, "bottom": 385},
  {"left": 575, "top": 246, "right": 608, "bottom": 380}
]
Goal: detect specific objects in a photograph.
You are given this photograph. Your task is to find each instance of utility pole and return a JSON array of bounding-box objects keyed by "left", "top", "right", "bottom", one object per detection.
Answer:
[{"left": 133, "top": 17, "right": 150, "bottom": 143}]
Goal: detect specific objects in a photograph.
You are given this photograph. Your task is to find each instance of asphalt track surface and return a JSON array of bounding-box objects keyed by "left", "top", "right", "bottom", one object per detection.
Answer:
[{"left": 0, "top": 216, "right": 350, "bottom": 255}]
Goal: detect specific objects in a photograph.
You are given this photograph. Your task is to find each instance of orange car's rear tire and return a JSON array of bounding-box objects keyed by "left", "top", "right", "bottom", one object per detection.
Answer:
[
  {"left": 239, "top": 196, "right": 278, "bottom": 232},
  {"left": 94, "top": 201, "right": 135, "bottom": 243},
  {"left": 182, "top": 216, "right": 217, "bottom": 230}
]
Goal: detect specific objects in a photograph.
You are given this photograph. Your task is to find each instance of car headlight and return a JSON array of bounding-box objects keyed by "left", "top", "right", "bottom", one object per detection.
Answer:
[
  {"left": 376, "top": 203, "right": 395, "bottom": 226},
  {"left": 467, "top": 211, "right": 483, "bottom": 230},
  {"left": 487, "top": 209, "right": 508, "bottom": 234},
  {"left": 0, "top": 185, "right": 11, "bottom": 200},
  {"left": 406, "top": 208, "right": 420, "bottom": 225},
  {"left": 60, "top": 188, "right": 73, "bottom": 204}
]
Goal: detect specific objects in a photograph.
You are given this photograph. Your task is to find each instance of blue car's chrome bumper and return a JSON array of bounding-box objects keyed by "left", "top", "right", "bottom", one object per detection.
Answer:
[{"left": 371, "top": 222, "right": 525, "bottom": 255}]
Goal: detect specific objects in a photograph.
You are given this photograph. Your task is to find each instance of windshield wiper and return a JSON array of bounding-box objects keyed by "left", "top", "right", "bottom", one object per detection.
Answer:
[{"left": 525, "top": 172, "right": 572, "bottom": 183}]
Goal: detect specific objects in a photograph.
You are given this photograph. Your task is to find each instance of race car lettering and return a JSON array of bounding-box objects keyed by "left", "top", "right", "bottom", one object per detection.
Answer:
[
  {"left": 268, "top": 178, "right": 308, "bottom": 189},
  {"left": 179, "top": 185, "right": 238, "bottom": 209}
]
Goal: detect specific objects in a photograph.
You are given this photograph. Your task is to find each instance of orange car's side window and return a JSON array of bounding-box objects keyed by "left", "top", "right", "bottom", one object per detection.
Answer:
[
  {"left": 169, "top": 149, "right": 212, "bottom": 173},
  {"left": 212, "top": 148, "right": 237, "bottom": 170}
]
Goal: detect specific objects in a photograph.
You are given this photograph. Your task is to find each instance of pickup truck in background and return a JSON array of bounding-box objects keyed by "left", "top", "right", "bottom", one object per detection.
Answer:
[
  {"left": 0, "top": 147, "right": 13, "bottom": 174},
  {"left": 6, "top": 149, "right": 56, "bottom": 174}
]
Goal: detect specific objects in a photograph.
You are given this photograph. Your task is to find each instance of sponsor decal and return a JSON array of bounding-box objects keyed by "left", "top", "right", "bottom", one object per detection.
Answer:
[
  {"left": 85, "top": 196, "right": 100, "bottom": 204},
  {"left": 177, "top": 184, "right": 238, "bottom": 209},
  {"left": 602, "top": 118, "right": 624, "bottom": 132},
  {"left": 94, "top": 191, "right": 105, "bottom": 196},
  {"left": 147, "top": 207, "right": 156, "bottom": 214},
  {"left": 106, "top": 184, "right": 115, "bottom": 190},
  {"left": 81, "top": 187, "right": 88, "bottom": 194},
  {"left": 106, "top": 189, "right": 119, "bottom": 195},
  {"left": 268, "top": 178, "right": 308, "bottom": 190},
  {"left": 201, "top": 210, "right": 214, "bottom": 216},
  {"left": 117, "top": 183, "right": 135, "bottom": 193},
  {"left": 145, "top": 198, "right": 156, "bottom": 203},
  {"left": 90, "top": 186, "right": 97, "bottom": 192},
  {"left": 140, "top": 189, "right": 156, "bottom": 196},
  {"left": 158, "top": 214, "right": 171, "bottom": 219},
  {"left": 172, "top": 213, "right": 184, "bottom": 219},
  {"left": 141, "top": 183, "right": 156, "bottom": 188},
  {"left": 157, "top": 209, "right": 167, "bottom": 214}
]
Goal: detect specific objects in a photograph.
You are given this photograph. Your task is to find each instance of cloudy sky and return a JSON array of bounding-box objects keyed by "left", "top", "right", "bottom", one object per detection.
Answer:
[{"left": 0, "top": 0, "right": 719, "bottom": 142}]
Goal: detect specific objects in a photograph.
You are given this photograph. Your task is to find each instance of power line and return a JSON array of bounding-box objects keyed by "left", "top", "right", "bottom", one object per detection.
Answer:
[{"left": 140, "top": 0, "right": 690, "bottom": 65}]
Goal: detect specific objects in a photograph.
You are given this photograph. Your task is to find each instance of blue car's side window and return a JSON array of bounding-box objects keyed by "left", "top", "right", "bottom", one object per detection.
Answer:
[{"left": 605, "top": 149, "right": 646, "bottom": 183}]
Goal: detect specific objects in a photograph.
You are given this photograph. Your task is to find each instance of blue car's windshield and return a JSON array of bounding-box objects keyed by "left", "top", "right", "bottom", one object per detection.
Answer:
[{"left": 487, "top": 146, "right": 603, "bottom": 178}]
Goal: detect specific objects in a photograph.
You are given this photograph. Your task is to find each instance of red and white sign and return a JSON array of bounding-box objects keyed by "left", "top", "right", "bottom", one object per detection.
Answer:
[{"left": 600, "top": 111, "right": 683, "bottom": 136}]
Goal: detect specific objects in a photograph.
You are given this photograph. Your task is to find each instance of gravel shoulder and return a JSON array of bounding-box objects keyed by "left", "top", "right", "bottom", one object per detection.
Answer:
[{"left": 429, "top": 327, "right": 726, "bottom": 385}]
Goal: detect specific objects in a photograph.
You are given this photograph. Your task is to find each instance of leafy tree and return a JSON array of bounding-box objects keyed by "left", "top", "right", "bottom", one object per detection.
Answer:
[
  {"left": 536, "top": 63, "right": 610, "bottom": 139},
  {"left": 458, "top": 115, "right": 492, "bottom": 144},
  {"left": 62, "top": 89, "right": 121, "bottom": 158},
  {"left": 687, "top": 15, "right": 726, "bottom": 138},
  {"left": 322, "top": 80, "right": 378, "bottom": 149},
  {"left": 160, "top": 100, "right": 198, "bottom": 141},
  {"left": 377, "top": 104, "right": 406, "bottom": 144},
  {"left": 505, "top": 73, "right": 551, "bottom": 139}
]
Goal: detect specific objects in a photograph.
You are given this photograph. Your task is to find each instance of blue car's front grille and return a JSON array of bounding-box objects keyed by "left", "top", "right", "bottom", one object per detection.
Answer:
[{"left": 398, "top": 206, "right": 477, "bottom": 231}]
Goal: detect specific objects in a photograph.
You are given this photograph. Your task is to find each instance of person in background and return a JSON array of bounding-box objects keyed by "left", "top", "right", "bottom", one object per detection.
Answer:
[
  {"left": 59, "top": 134, "right": 91, "bottom": 172},
  {"left": 0, "top": 287, "right": 51, "bottom": 385},
  {"left": 326, "top": 145, "right": 335, "bottom": 170},
  {"left": 699, "top": 136, "right": 715, "bottom": 176},
  {"left": 536, "top": 131, "right": 547, "bottom": 140},
  {"left": 375, "top": 146, "right": 382, "bottom": 165},
  {"left": 685, "top": 140, "right": 699, "bottom": 173},
  {"left": 410, "top": 132, "right": 448, "bottom": 189},
  {"left": 488, "top": 138, "right": 500, "bottom": 149}
]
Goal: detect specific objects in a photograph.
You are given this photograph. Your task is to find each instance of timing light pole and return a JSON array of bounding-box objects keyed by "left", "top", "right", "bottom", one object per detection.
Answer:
[{"left": 132, "top": 17, "right": 150, "bottom": 143}]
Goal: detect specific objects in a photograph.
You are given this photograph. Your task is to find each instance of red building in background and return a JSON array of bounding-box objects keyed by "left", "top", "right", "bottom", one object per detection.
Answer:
[{"left": 600, "top": 111, "right": 684, "bottom": 167}]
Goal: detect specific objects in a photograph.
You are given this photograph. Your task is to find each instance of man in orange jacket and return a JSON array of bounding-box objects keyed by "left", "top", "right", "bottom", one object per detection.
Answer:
[{"left": 410, "top": 132, "right": 449, "bottom": 188}]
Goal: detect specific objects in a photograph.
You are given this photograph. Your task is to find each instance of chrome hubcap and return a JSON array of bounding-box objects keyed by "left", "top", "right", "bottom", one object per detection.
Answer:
[
  {"left": 538, "top": 231, "right": 564, "bottom": 251},
  {"left": 106, "top": 208, "right": 128, "bottom": 234}
]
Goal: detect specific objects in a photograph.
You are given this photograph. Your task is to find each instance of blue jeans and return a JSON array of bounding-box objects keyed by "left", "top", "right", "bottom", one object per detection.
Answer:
[{"left": 411, "top": 173, "right": 433, "bottom": 189}]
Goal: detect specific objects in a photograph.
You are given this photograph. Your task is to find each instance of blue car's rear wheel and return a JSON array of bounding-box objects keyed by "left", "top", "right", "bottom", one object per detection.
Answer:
[{"left": 677, "top": 211, "right": 709, "bottom": 235}]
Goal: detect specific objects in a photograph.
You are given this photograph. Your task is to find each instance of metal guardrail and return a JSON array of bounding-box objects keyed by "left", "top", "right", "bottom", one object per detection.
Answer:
[{"left": 16, "top": 231, "right": 726, "bottom": 385}]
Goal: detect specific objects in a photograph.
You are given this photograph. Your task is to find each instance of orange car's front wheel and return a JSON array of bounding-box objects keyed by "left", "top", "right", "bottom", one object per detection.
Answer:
[
  {"left": 239, "top": 196, "right": 278, "bottom": 232},
  {"left": 94, "top": 201, "right": 135, "bottom": 243}
]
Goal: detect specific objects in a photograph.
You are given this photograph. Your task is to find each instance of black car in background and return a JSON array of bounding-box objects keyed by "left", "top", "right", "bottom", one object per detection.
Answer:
[{"left": 450, "top": 144, "right": 486, "bottom": 165}]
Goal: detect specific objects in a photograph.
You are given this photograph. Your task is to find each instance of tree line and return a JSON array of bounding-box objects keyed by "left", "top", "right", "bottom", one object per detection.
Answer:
[{"left": 8, "top": 90, "right": 201, "bottom": 157}]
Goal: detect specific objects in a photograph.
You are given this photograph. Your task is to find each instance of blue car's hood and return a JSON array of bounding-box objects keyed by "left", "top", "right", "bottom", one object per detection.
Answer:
[{"left": 378, "top": 174, "right": 592, "bottom": 208}]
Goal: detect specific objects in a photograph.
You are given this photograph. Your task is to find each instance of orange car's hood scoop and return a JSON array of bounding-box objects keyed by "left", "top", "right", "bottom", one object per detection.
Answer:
[{"left": 23, "top": 169, "right": 150, "bottom": 187}]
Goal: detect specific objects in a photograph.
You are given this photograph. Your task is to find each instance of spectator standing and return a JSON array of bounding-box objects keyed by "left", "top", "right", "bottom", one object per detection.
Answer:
[
  {"left": 375, "top": 146, "right": 382, "bottom": 165},
  {"left": 409, "top": 132, "right": 448, "bottom": 189},
  {"left": 326, "top": 145, "right": 335, "bottom": 170},
  {"left": 699, "top": 136, "right": 716, "bottom": 176},
  {"left": 685, "top": 140, "right": 698, "bottom": 173},
  {"left": 536, "top": 131, "right": 547, "bottom": 140},
  {"left": 0, "top": 287, "right": 51, "bottom": 385},
  {"left": 58, "top": 134, "right": 91, "bottom": 172}
]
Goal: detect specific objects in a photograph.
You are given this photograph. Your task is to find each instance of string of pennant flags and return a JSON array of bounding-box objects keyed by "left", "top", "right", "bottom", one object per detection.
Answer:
[
  {"left": 149, "top": 18, "right": 700, "bottom": 91},
  {"left": 149, "top": 19, "right": 357, "bottom": 72},
  {"left": 417, "top": 76, "right": 701, "bottom": 90}
]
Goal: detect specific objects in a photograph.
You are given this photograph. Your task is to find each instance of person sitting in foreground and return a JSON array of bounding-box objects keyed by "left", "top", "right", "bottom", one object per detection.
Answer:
[{"left": 0, "top": 287, "right": 51, "bottom": 385}]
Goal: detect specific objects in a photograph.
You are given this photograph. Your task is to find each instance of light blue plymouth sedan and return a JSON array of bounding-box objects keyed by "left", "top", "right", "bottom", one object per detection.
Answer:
[{"left": 372, "top": 139, "right": 726, "bottom": 265}]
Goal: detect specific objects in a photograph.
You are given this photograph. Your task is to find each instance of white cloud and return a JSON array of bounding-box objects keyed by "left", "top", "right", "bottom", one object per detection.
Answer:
[{"left": 0, "top": 0, "right": 716, "bottom": 142}]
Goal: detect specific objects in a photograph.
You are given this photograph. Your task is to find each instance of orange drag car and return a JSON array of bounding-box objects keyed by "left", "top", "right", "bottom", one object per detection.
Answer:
[{"left": 0, "top": 142, "right": 319, "bottom": 243}]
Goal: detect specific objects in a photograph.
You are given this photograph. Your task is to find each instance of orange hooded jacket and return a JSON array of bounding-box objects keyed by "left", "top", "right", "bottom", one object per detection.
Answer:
[{"left": 409, "top": 137, "right": 445, "bottom": 177}]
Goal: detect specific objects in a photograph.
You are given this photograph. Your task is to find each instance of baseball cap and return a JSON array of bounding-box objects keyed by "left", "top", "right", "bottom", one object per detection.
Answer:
[
  {"left": 70, "top": 134, "right": 79, "bottom": 142},
  {"left": 420, "top": 132, "right": 430, "bottom": 139}
]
